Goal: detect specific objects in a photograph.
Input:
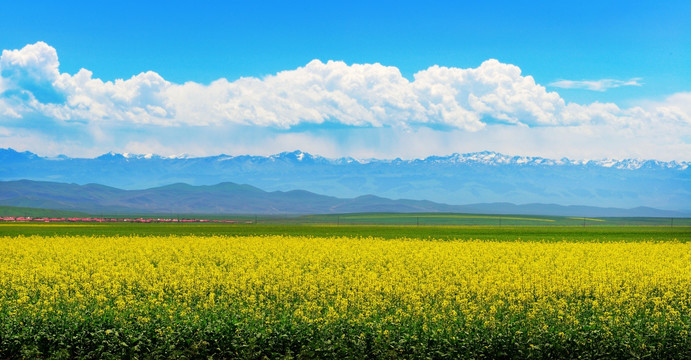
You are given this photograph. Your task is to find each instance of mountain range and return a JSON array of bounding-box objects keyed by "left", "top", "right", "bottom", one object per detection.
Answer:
[
  {"left": 0, "top": 179, "right": 686, "bottom": 217},
  {"left": 1, "top": 148, "right": 689, "bottom": 213}
]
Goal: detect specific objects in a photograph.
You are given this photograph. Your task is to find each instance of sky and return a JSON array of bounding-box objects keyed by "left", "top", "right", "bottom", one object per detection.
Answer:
[{"left": 0, "top": 0, "right": 690, "bottom": 161}]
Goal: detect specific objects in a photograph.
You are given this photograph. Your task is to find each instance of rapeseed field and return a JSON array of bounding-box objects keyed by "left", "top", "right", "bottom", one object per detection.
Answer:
[{"left": 1, "top": 235, "right": 689, "bottom": 359}]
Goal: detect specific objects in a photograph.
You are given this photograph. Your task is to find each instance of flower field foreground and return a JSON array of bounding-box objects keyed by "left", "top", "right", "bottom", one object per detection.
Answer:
[{"left": 1, "top": 235, "right": 689, "bottom": 359}]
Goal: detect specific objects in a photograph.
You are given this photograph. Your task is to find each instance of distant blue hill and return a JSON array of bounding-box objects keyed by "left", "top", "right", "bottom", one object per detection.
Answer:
[
  {"left": 1, "top": 148, "right": 689, "bottom": 213},
  {"left": 0, "top": 180, "right": 686, "bottom": 217}
]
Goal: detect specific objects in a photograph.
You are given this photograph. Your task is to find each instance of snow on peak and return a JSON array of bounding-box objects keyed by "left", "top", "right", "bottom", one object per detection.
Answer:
[{"left": 6, "top": 148, "right": 688, "bottom": 170}]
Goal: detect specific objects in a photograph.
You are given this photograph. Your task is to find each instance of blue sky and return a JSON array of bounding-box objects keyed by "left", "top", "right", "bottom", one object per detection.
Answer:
[{"left": 0, "top": 1, "right": 690, "bottom": 160}]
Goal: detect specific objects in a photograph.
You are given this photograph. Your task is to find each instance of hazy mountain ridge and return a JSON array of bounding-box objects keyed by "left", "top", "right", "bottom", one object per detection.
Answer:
[
  {"left": 0, "top": 179, "right": 686, "bottom": 217},
  {"left": 2, "top": 148, "right": 689, "bottom": 211}
]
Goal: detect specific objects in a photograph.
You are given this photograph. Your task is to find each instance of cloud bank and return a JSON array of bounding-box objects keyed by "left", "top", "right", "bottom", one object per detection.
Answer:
[{"left": 0, "top": 42, "right": 689, "bottom": 160}]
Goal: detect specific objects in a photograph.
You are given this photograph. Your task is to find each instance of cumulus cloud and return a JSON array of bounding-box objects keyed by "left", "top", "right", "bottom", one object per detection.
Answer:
[
  {"left": 641, "top": 92, "right": 691, "bottom": 121},
  {"left": 0, "top": 42, "right": 689, "bottom": 161},
  {"left": 0, "top": 42, "right": 65, "bottom": 104},
  {"left": 0, "top": 42, "right": 580, "bottom": 130},
  {"left": 549, "top": 78, "right": 643, "bottom": 91}
]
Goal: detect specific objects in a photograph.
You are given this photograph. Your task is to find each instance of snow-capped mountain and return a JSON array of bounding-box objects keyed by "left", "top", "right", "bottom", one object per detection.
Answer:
[
  {"left": 409, "top": 151, "right": 687, "bottom": 170},
  {"left": 1, "top": 148, "right": 689, "bottom": 212}
]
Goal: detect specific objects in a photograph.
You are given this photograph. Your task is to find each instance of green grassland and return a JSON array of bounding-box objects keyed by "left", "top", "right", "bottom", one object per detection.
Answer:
[
  {"left": 298, "top": 212, "right": 691, "bottom": 227},
  {"left": 1, "top": 220, "right": 688, "bottom": 242},
  {"left": 0, "top": 205, "right": 89, "bottom": 218},
  {"left": 2, "top": 204, "right": 689, "bottom": 226}
]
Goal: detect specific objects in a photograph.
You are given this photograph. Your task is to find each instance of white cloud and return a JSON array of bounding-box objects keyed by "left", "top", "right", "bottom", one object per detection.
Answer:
[
  {"left": 0, "top": 42, "right": 689, "bottom": 161},
  {"left": 1, "top": 41, "right": 60, "bottom": 82},
  {"left": 549, "top": 78, "right": 642, "bottom": 91},
  {"left": 1, "top": 43, "right": 576, "bottom": 129},
  {"left": 640, "top": 92, "right": 691, "bottom": 122}
]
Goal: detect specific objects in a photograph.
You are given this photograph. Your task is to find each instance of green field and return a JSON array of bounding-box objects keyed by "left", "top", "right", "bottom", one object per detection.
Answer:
[
  {"left": 297, "top": 212, "right": 690, "bottom": 227},
  {"left": 1, "top": 221, "right": 689, "bottom": 242},
  {"left": 0, "top": 205, "right": 89, "bottom": 218},
  {"left": 2, "top": 204, "right": 690, "bottom": 227},
  {"left": 1, "top": 209, "right": 690, "bottom": 241}
]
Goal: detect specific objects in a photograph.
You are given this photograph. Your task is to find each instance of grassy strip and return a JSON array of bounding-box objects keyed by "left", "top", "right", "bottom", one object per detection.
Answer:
[{"left": 0, "top": 222, "right": 689, "bottom": 242}]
